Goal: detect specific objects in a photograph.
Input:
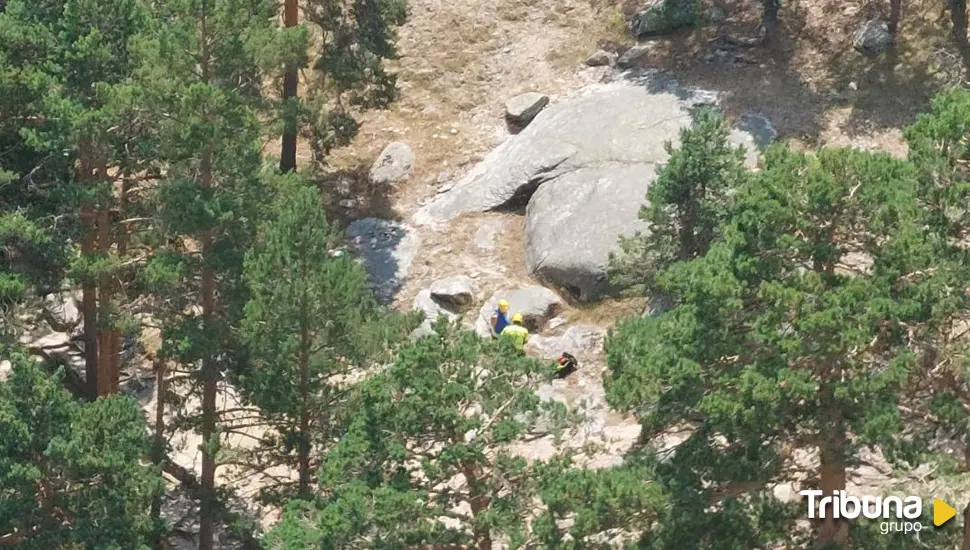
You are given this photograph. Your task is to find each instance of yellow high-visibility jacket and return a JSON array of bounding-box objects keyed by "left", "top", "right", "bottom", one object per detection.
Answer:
[{"left": 500, "top": 324, "right": 529, "bottom": 351}]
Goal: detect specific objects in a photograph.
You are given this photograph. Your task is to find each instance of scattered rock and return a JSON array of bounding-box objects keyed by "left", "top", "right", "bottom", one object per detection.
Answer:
[
  {"left": 369, "top": 142, "right": 414, "bottom": 185},
  {"left": 419, "top": 77, "right": 765, "bottom": 301},
  {"left": 631, "top": 0, "right": 697, "bottom": 37},
  {"left": 505, "top": 92, "right": 550, "bottom": 127},
  {"left": 43, "top": 292, "right": 81, "bottom": 332},
  {"left": 409, "top": 321, "right": 438, "bottom": 341},
  {"left": 852, "top": 19, "right": 892, "bottom": 55},
  {"left": 430, "top": 275, "right": 476, "bottom": 310},
  {"left": 701, "top": 47, "right": 757, "bottom": 66},
  {"left": 772, "top": 483, "right": 798, "bottom": 503},
  {"left": 0, "top": 360, "right": 10, "bottom": 382},
  {"left": 616, "top": 44, "right": 652, "bottom": 69},
  {"left": 546, "top": 315, "right": 569, "bottom": 330},
  {"left": 475, "top": 286, "right": 565, "bottom": 336},
  {"left": 585, "top": 50, "right": 614, "bottom": 67},
  {"left": 346, "top": 218, "right": 421, "bottom": 304},
  {"left": 339, "top": 199, "right": 356, "bottom": 209}
]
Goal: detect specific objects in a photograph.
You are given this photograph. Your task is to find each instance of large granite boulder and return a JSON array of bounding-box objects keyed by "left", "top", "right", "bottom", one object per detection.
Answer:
[{"left": 417, "top": 75, "right": 766, "bottom": 301}]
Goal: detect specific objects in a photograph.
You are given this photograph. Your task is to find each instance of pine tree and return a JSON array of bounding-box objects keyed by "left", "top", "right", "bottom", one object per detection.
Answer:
[
  {"left": 903, "top": 87, "right": 970, "bottom": 235},
  {"left": 266, "top": 321, "right": 575, "bottom": 549},
  {"left": 237, "top": 173, "right": 414, "bottom": 501},
  {"left": 300, "top": 0, "right": 406, "bottom": 165},
  {"left": 606, "top": 144, "right": 964, "bottom": 548},
  {"left": 0, "top": 351, "right": 164, "bottom": 548},
  {"left": 131, "top": 0, "right": 283, "bottom": 547},
  {"left": 0, "top": 0, "right": 151, "bottom": 397},
  {"left": 900, "top": 87, "right": 970, "bottom": 550},
  {"left": 610, "top": 107, "right": 747, "bottom": 312}
]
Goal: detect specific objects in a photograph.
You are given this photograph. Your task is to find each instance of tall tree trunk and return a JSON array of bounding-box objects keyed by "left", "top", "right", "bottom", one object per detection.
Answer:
[
  {"left": 151, "top": 356, "right": 167, "bottom": 550},
  {"left": 198, "top": 6, "right": 217, "bottom": 548},
  {"left": 762, "top": 0, "right": 780, "bottom": 42},
  {"left": 198, "top": 150, "right": 217, "bottom": 550},
  {"left": 888, "top": 0, "right": 903, "bottom": 35},
  {"left": 952, "top": 0, "right": 968, "bottom": 44},
  {"left": 78, "top": 146, "right": 99, "bottom": 399},
  {"left": 96, "top": 196, "right": 113, "bottom": 397},
  {"left": 818, "top": 404, "right": 849, "bottom": 548},
  {"left": 279, "top": 0, "right": 299, "bottom": 173},
  {"left": 297, "top": 323, "right": 311, "bottom": 496},
  {"left": 110, "top": 175, "right": 131, "bottom": 394},
  {"left": 461, "top": 462, "right": 493, "bottom": 550}
]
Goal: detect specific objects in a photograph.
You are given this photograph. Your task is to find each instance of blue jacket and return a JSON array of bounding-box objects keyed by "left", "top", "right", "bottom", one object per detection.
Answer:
[{"left": 492, "top": 310, "right": 510, "bottom": 335}]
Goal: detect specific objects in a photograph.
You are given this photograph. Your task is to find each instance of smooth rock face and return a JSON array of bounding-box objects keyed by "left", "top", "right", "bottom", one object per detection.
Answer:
[
  {"left": 631, "top": 0, "right": 697, "bottom": 37},
  {"left": 505, "top": 92, "right": 550, "bottom": 126},
  {"left": 418, "top": 76, "right": 766, "bottom": 301},
  {"left": 474, "top": 286, "right": 564, "bottom": 336},
  {"left": 853, "top": 19, "right": 892, "bottom": 54},
  {"left": 346, "top": 218, "right": 420, "bottom": 304},
  {"left": 429, "top": 275, "right": 476, "bottom": 310},
  {"left": 369, "top": 142, "right": 414, "bottom": 185},
  {"left": 525, "top": 162, "right": 656, "bottom": 299}
]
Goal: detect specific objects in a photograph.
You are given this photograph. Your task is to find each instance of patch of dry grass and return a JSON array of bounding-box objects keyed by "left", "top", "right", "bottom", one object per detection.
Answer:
[{"left": 563, "top": 297, "right": 646, "bottom": 328}]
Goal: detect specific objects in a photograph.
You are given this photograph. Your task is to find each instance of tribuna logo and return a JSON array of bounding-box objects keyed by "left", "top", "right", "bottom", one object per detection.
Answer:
[{"left": 800, "top": 490, "right": 921, "bottom": 521}]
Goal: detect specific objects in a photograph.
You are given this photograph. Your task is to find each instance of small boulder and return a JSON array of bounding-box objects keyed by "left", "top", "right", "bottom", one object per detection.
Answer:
[
  {"left": 585, "top": 50, "right": 614, "bottom": 67},
  {"left": 631, "top": 0, "right": 697, "bottom": 37},
  {"left": 616, "top": 44, "right": 652, "bottom": 69},
  {"left": 429, "top": 275, "right": 476, "bottom": 310},
  {"left": 505, "top": 92, "right": 550, "bottom": 127},
  {"left": 43, "top": 292, "right": 81, "bottom": 332},
  {"left": 475, "top": 286, "right": 565, "bottom": 337},
  {"left": 852, "top": 19, "right": 892, "bottom": 54},
  {"left": 369, "top": 142, "right": 414, "bottom": 185},
  {"left": 413, "top": 289, "right": 457, "bottom": 324}
]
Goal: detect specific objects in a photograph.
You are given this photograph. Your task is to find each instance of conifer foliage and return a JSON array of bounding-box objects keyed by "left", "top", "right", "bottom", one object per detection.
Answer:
[
  {"left": 606, "top": 143, "right": 970, "bottom": 548},
  {"left": 267, "top": 322, "right": 574, "bottom": 549},
  {"left": 610, "top": 108, "right": 747, "bottom": 309},
  {"left": 0, "top": 353, "right": 163, "bottom": 549},
  {"left": 238, "top": 174, "right": 410, "bottom": 501}
]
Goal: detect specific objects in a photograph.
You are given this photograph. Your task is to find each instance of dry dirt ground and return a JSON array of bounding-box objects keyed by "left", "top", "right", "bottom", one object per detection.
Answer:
[{"left": 324, "top": 0, "right": 968, "bottom": 310}]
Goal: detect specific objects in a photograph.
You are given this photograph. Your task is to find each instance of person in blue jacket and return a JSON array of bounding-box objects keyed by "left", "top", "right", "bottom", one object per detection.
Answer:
[{"left": 490, "top": 299, "right": 510, "bottom": 336}]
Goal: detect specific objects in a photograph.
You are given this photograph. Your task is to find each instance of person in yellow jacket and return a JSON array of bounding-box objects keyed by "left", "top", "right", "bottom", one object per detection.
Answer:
[{"left": 500, "top": 313, "right": 530, "bottom": 352}]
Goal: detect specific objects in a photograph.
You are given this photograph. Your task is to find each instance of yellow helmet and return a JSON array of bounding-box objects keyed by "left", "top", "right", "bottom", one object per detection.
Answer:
[
  {"left": 498, "top": 299, "right": 509, "bottom": 312},
  {"left": 511, "top": 313, "right": 524, "bottom": 324}
]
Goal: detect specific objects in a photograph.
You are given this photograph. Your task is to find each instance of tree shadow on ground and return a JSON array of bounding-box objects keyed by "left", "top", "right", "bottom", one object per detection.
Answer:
[
  {"left": 618, "top": 0, "right": 962, "bottom": 149},
  {"left": 315, "top": 162, "right": 402, "bottom": 231}
]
